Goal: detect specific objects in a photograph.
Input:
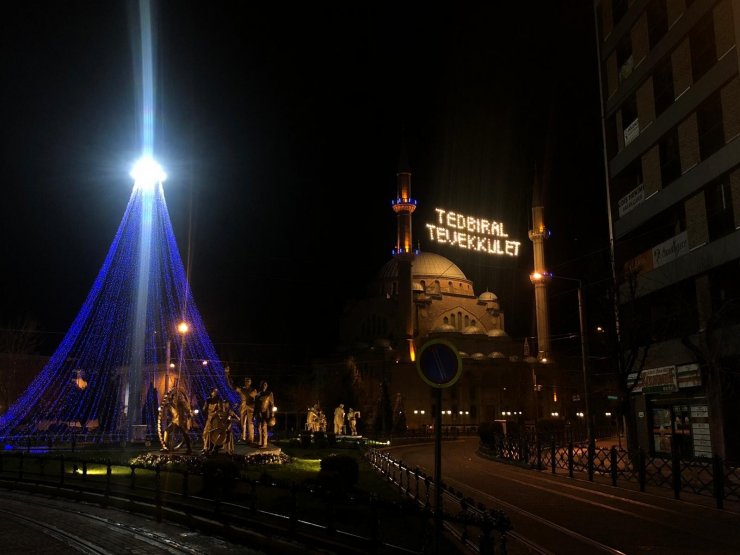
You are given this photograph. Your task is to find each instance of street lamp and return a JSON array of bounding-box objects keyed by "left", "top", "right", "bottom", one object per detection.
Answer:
[
  {"left": 165, "top": 321, "right": 190, "bottom": 394},
  {"left": 176, "top": 320, "right": 189, "bottom": 383},
  {"left": 530, "top": 271, "right": 593, "bottom": 445}
]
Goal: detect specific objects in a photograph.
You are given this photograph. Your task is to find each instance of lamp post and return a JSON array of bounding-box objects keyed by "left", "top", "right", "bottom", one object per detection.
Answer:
[
  {"left": 530, "top": 272, "right": 592, "bottom": 445},
  {"left": 176, "top": 321, "right": 189, "bottom": 387}
]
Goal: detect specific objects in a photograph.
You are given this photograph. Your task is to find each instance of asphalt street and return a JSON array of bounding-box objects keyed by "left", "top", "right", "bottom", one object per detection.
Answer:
[{"left": 383, "top": 438, "right": 740, "bottom": 555}]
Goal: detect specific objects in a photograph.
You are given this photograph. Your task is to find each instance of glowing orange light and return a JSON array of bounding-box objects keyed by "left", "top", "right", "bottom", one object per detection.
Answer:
[
  {"left": 177, "top": 322, "right": 189, "bottom": 334},
  {"left": 409, "top": 340, "right": 416, "bottom": 362}
]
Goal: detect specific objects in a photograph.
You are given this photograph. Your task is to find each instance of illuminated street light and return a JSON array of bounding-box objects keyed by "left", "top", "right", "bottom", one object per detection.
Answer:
[
  {"left": 177, "top": 321, "right": 189, "bottom": 335},
  {"left": 531, "top": 271, "right": 593, "bottom": 445}
]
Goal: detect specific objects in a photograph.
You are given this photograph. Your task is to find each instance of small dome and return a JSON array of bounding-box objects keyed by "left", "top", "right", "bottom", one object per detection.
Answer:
[
  {"left": 463, "top": 325, "right": 484, "bottom": 335},
  {"left": 471, "top": 352, "right": 486, "bottom": 360},
  {"left": 412, "top": 282, "right": 424, "bottom": 292},
  {"left": 487, "top": 329, "right": 506, "bottom": 337},
  {"left": 433, "top": 324, "right": 456, "bottom": 333},
  {"left": 478, "top": 291, "right": 498, "bottom": 302},
  {"left": 489, "top": 351, "right": 506, "bottom": 359},
  {"left": 459, "top": 351, "right": 470, "bottom": 358}
]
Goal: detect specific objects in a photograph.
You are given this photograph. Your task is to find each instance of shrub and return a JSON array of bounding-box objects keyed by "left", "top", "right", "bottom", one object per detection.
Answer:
[
  {"left": 318, "top": 454, "right": 359, "bottom": 491},
  {"left": 201, "top": 455, "right": 240, "bottom": 496},
  {"left": 299, "top": 432, "right": 312, "bottom": 448}
]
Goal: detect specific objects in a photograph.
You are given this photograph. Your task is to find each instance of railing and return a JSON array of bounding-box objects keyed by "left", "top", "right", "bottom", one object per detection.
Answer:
[
  {"left": 0, "top": 451, "right": 434, "bottom": 554},
  {"left": 367, "top": 449, "right": 511, "bottom": 555},
  {"left": 479, "top": 436, "right": 740, "bottom": 509}
]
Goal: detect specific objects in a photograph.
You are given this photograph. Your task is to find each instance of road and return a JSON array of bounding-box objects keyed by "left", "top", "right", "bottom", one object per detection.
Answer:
[
  {"left": 382, "top": 438, "right": 740, "bottom": 555},
  {"left": 0, "top": 489, "right": 262, "bottom": 555}
]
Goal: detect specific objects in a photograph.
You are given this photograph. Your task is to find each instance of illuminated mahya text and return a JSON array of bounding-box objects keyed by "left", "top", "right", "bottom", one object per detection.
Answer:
[{"left": 425, "top": 208, "right": 521, "bottom": 256}]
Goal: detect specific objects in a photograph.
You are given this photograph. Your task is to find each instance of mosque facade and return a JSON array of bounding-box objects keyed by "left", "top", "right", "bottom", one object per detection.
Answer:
[{"left": 335, "top": 160, "right": 568, "bottom": 435}]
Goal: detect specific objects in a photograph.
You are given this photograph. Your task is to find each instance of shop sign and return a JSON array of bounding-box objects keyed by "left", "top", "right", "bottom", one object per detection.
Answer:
[
  {"left": 618, "top": 183, "right": 645, "bottom": 217},
  {"left": 630, "top": 366, "right": 678, "bottom": 394},
  {"left": 652, "top": 231, "right": 689, "bottom": 268}
]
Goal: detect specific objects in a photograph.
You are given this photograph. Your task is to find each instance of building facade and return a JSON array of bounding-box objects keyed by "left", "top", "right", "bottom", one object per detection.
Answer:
[
  {"left": 595, "top": 0, "right": 740, "bottom": 461},
  {"left": 335, "top": 164, "right": 575, "bottom": 436}
]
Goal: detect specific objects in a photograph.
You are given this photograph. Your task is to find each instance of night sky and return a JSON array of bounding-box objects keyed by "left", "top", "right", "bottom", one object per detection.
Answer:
[{"left": 1, "top": 2, "right": 609, "bottom": 366}]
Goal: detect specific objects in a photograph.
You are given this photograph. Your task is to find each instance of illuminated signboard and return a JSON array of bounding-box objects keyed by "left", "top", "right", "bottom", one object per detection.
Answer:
[{"left": 425, "top": 208, "right": 521, "bottom": 256}]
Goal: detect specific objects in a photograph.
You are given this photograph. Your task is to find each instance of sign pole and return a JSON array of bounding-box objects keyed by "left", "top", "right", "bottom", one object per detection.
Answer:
[
  {"left": 434, "top": 386, "right": 442, "bottom": 554},
  {"left": 416, "top": 339, "right": 461, "bottom": 555}
]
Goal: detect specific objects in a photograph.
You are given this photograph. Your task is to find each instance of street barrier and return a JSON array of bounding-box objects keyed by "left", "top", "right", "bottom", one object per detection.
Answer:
[{"left": 479, "top": 435, "right": 740, "bottom": 509}]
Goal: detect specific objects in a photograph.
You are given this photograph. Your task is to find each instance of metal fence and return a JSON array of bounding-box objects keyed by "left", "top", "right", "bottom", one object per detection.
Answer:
[
  {"left": 367, "top": 449, "right": 511, "bottom": 555},
  {"left": 479, "top": 436, "right": 740, "bottom": 509},
  {"left": 0, "top": 451, "right": 443, "bottom": 554}
]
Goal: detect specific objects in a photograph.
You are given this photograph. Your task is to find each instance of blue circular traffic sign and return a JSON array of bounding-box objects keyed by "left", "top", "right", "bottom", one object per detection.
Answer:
[{"left": 416, "top": 339, "right": 462, "bottom": 388}]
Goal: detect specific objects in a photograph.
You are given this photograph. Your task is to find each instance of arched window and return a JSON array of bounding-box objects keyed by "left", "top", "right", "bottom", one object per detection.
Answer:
[
  {"left": 457, "top": 312, "right": 463, "bottom": 330},
  {"left": 464, "top": 315, "right": 469, "bottom": 328},
  {"left": 450, "top": 314, "right": 456, "bottom": 327},
  {"left": 443, "top": 316, "right": 449, "bottom": 325}
]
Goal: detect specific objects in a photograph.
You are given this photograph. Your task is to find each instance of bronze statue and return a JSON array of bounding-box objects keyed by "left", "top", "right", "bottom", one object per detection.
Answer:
[
  {"left": 306, "top": 404, "right": 319, "bottom": 432},
  {"left": 347, "top": 408, "right": 360, "bottom": 436},
  {"left": 159, "top": 386, "right": 193, "bottom": 453},
  {"left": 236, "top": 377, "right": 257, "bottom": 443},
  {"left": 333, "top": 403, "right": 345, "bottom": 435},
  {"left": 201, "top": 388, "right": 223, "bottom": 454},
  {"left": 255, "top": 380, "right": 275, "bottom": 448}
]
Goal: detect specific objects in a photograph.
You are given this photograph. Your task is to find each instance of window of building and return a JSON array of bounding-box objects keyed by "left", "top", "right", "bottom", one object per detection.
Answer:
[
  {"left": 690, "top": 12, "right": 716, "bottom": 83},
  {"left": 710, "top": 261, "right": 740, "bottom": 324},
  {"left": 647, "top": 0, "right": 669, "bottom": 49},
  {"left": 617, "top": 35, "right": 634, "bottom": 83},
  {"left": 622, "top": 95, "right": 639, "bottom": 145},
  {"left": 613, "top": 158, "right": 644, "bottom": 217},
  {"left": 613, "top": 0, "right": 629, "bottom": 28},
  {"left": 659, "top": 128, "right": 681, "bottom": 186},
  {"left": 633, "top": 279, "right": 699, "bottom": 342},
  {"left": 618, "top": 201, "right": 686, "bottom": 267},
  {"left": 653, "top": 56, "right": 674, "bottom": 117},
  {"left": 705, "top": 178, "right": 735, "bottom": 241},
  {"left": 697, "top": 92, "right": 724, "bottom": 160}
]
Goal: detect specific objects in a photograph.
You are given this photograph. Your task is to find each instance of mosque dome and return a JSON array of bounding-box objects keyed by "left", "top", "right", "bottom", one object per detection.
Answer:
[
  {"left": 478, "top": 291, "right": 498, "bottom": 302},
  {"left": 487, "top": 329, "right": 506, "bottom": 337},
  {"left": 489, "top": 351, "right": 506, "bottom": 359},
  {"left": 462, "top": 325, "right": 484, "bottom": 335},
  {"left": 380, "top": 252, "right": 467, "bottom": 281},
  {"left": 433, "top": 323, "right": 457, "bottom": 333}
]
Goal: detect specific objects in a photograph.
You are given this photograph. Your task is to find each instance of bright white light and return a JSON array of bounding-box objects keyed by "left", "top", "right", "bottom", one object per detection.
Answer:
[{"left": 130, "top": 157, "right": 166, "bottom": 190}]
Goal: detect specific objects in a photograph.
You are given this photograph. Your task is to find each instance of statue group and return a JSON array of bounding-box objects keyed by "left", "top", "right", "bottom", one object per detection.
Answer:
[
  {"left": 158, "top": 370, "right": 276, "bottom": 455},
  {"left": 306, "top": 403, "right": 360, "bottom": 436}
]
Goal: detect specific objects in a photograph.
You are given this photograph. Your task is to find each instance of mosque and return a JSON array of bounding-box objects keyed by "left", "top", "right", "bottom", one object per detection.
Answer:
[{"left": 335, "top": 158, "right": 570, "bottom": 434}]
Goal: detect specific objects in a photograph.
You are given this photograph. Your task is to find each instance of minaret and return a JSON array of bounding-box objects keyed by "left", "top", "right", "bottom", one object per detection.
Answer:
[
  {"left": 391, "top": 152, "right": 417, "bottom": 362},
  {"left": 528, "top": 171, "right": 551, "bottom": 360}
]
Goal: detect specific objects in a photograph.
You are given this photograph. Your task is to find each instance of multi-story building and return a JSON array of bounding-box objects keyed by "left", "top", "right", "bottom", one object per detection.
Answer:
[{"left": 595, "top": 0, "right": 740, "bottom": 461}]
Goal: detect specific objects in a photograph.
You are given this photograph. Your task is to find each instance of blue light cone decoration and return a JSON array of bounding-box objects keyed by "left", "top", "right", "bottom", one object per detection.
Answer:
[{"left": 0, "top": 180, "right": 237, "bottom": 444}]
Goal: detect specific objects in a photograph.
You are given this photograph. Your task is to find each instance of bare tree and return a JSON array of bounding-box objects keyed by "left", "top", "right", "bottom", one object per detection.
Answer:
[{"left": 0, "top": 316, "right": 41, "bottom": 413}]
